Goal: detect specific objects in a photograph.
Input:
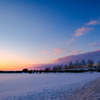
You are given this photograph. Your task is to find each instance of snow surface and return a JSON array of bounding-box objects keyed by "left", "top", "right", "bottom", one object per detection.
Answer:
[{"left": 0, "top": 72, "right": 100, "bottom": 100}]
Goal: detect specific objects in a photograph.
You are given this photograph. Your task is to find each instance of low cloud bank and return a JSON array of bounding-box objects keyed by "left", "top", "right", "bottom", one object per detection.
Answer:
[{"left": 30, "top": 49, "right": 100, "bottom": 70}]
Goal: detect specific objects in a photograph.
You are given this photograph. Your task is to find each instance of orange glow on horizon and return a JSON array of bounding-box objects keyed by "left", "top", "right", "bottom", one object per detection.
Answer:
[
  {"left": 0, "top": 50, "right": 33, "bottom": 71},
  {"left": 0, "top": 50, "right": 53, "bottom": 71}
]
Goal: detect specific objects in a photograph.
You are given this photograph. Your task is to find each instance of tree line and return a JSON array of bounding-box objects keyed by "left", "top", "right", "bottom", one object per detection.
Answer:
[
  {"left": 0, "top": 59, "right": 100, "bottom": 73},
  {"left": 42, "top": 59, "right": 100, "bottom": 73}
]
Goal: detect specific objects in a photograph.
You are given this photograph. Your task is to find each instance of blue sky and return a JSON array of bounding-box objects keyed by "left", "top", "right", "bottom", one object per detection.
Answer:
[{"left": 0, "top": 0, "right": 100, "bottom": 70}]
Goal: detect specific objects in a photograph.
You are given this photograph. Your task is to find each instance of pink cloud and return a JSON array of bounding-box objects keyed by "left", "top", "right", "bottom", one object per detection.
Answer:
[
  {"left": 42, "top": 48, "right": 82, "bottom": 56},
  {"left": 86, "top": 20, "right": 100, "bottom": 25},
  {"left": 54, "top": 52, "right": 61, "bottom": 55},
  {"left": 73, "top": 50, "right": 82, "bottom": 54},
  {"left": 66, "top": 49, "right": 82, "bottom": 54},
  {"left": 41, "top": 51, "right": 47, "bottom": 54},
  {"left": 66, "top": 48, "right": 72, "bottom": 53},
  {"left": 53, "top": 48, "right": 72, "bottom": 55},
  {"left": 61, "top": 48, "right": 82, "bottom": 54},
  {"left": 67, "top": 18, "right": 99, "bottom": 46},
  {"left": 74, "top": 27, "right": 93, "bottom": 37},
  {"left": 42, "top": 49, "right": 62, "bottom": 55},
  {"left": 54, "top": 48, "right": 73, "bottom": 54},
  {"left": 54, "top": 48, "right": 64, "bottom": 51},
  {"left": 95, "top": 48, "right": 100, "bottom": 51},
  {"left": 53, "top": 48, "right": 64, "bottom": 55}
]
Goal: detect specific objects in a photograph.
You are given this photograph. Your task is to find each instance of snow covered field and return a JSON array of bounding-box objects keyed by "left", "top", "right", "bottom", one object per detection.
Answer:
[{"left": 0, "top": 72, "right": 100, "bottom": 100}]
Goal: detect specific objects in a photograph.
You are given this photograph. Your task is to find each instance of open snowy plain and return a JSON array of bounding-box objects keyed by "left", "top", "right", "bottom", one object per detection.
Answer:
[{"left": 0, "top": 72, "right": 100, "bottom": 100}]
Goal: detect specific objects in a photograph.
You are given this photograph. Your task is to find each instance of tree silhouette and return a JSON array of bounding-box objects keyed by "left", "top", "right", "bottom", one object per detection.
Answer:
[
  {"left": 64, "top": 64, "right": 68, "bottom": 70},
  {"left": 69, "top": 61, "right": 74, "bottom": 69},
  {"left": 75, "top": 60, "right": 80, "bottom": 69},
  {"left": 81, "top": 59, "right": 87, "bottom": 66},
  {"left": 22, "top": 68, "right": 28, "bottom": 73},
  {"left": 87, "top": 59, "right": 94, "bottom": 68},
  {"left": 97, "top": 61, "right": 100, "bottom": 71},
  {"left": 81, "top": 59, "right": 87, "bottom": 69},
  {"left": 44, "top": 67, "right": 50, "bottom": 72}
]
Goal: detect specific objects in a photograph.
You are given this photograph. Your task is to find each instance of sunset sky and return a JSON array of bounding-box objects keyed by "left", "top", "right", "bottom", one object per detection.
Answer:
[{"left": 0, "top": 0, "right": 100, "bottom": 70}]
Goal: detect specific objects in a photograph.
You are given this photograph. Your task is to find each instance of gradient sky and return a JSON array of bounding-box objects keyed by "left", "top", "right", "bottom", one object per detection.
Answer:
[{"left": 0, "top": 0, "right": 100, "bottom": 70}]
